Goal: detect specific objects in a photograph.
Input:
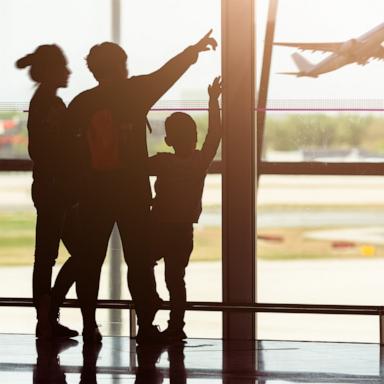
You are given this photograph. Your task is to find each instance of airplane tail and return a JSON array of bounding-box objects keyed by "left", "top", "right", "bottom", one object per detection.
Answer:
[{"left": 291, "top": 52, "right": 315, "bottom": 73}]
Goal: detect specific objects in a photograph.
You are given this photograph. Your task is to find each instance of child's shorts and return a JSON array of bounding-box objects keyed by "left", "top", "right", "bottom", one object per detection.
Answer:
[{"left": 150, "top": 221, "right": 194, "bottom": 265}]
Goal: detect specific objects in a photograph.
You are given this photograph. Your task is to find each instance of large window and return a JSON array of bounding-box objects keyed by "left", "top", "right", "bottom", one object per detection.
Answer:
[
  {"left": 257, "top": 0, "right": 384, "bottom": 342},
  {"left": 258, "top": 0, "right": 384, "bottom": 162},
  {"left": 0, "top": 0, "right": 222, "bottom": 338},
  {"left": 0, "top": 0, "right": 113, "bottom": 335},
  {"left": 5, "top": 0, "right": 384, "bottom": 344}
]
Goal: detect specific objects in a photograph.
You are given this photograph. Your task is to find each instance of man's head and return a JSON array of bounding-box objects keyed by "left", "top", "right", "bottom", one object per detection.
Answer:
[
  {"left": 164, "top": 112, "right": 197, "bottom": 155},
  {"left": 86, "top": 42, "right": 128, "bottom": 83}
]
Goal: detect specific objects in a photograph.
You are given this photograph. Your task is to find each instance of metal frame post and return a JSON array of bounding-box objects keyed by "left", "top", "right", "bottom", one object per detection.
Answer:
[
  {"left": 380, "top": 313, "right": 384, "bottom": 345},
  {"left": 129, "top": 309, "right": 137, "bottom": 339},
  {"left": 257, "top": 0, "right": 279, "bottom": 175},
  {"left": 111, "top": 0, "right": 121, "bottom": 43},
  {"left": 222, "top": 0, "right": 256, "bottom": 340},
  {"left": 109, "top": 0, "right": 124, "bottom": 337}
]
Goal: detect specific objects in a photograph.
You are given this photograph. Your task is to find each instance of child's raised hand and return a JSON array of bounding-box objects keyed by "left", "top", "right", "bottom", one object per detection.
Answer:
[{"left": 208, "top": 76, "right": 222, "bottom": 99}]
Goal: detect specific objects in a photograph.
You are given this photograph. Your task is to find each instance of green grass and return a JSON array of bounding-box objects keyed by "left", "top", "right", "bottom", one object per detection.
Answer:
[
  {"left": 0, "top": 211, "right": 223, "bottom": 265},
  {"left": 1, "top": 209, "right": 384, "bottom": 265},
  {"left": 0, "top": 212, "right": 35, "bottom": 265},
  {"left": 0, "top": 211, "right": 70, "bottom": 265}
]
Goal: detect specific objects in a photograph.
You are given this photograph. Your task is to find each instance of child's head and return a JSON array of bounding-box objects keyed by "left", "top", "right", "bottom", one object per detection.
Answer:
[{"left": 164, "top": 112, "right": 197, "bottom": 155}]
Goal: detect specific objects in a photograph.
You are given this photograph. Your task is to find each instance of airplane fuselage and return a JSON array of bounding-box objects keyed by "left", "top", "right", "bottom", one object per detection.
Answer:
[{"left": 299, "top": 22, "right": 384, "bottom": 77}]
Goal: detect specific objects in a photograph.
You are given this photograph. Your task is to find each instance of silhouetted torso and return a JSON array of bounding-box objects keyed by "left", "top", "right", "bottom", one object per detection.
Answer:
[
  {"left": 67, "top": 78, "right": 153, "bottom": 205},
  {"left": 67, "top": 47, "right": 197, "bottom": 206},
  {"left": 28, "top": 88, "right": 67, "bottom": 182},
  {"left": 150, "top": 151, "right": 208, "bottom": 223},
  {"left": 150, "top": 131, "right": 221, "bottom": 223}
]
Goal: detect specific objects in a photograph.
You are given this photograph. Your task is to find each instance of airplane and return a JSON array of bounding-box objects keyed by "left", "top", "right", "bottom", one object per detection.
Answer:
[{"left": 274, "top": 22, "right": 384, "bottom": 77}]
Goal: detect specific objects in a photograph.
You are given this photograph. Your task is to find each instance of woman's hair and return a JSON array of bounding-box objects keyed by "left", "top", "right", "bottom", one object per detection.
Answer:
[{"left": 16, "top": 44, "right": 66, "bottom": 83}]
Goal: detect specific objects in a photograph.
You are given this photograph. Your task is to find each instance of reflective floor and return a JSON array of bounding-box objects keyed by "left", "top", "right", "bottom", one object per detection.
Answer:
[{"left": 1, "top": 334, "right": 384, "bottom": 383}]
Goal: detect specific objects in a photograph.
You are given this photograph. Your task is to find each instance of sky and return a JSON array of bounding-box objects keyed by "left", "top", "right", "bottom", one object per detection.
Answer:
[
  {"left": 257, "top": 0, "right": 384, "bottom": 103},
  {"left": 1, "top": 0, "right": 221, "bottom": 105},
  {"left": 1, "top": 0, "right": 384, "bottom": 107}
]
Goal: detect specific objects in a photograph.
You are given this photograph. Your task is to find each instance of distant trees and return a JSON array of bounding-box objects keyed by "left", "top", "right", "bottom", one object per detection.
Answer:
[
  {"left": 3, "top": 111, "right": 384, "bottom": 159},
  {"left": 263, "top": 114, "right": 384, "bottom": 153}
]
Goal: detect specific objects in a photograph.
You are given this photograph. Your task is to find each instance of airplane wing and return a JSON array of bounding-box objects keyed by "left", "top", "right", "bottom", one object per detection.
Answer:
[
  {"left": 372, "top": 50, "right": 384, "bottom": 60},
  {"left": 274, "top": 42, "right": 343, "bottom": 53}
]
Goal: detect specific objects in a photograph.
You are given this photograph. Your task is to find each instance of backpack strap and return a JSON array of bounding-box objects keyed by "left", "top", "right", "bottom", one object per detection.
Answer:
[{"left": 146, "top": 117, "right": 153, "bottom": 133}]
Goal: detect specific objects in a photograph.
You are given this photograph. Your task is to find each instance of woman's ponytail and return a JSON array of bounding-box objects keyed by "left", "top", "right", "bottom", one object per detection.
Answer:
[{"left": 15, "top": 53, "right": 35, "bottom": 69}]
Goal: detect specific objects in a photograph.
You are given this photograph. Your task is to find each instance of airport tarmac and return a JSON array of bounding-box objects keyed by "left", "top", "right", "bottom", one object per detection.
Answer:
[
  {"left": 2, "top": 172, "right": 384, "bottom": 343},
  {"left": 0, "top": 258, "right": 384, "bottom": 343},
  {"left": 4, "top": 173, "right": 384, "bottom": 208}
]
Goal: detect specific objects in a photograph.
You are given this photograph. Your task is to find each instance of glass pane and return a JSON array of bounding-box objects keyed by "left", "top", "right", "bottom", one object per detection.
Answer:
[
  {"left": 257, "top": 174, "right": 384, "bottom": 341},
  {"left": 0, "top": 112, "right": 28, "bottom": 159},
  {"left": 121, "top": 0, "right": 221, "bottom": 102},
  {"left": 122, "top": 0, "right": 222, "bottom": 336},
  {"left": 1, "top": 0, "right": 222, "bottom": 338},
  {"left": 269, "top": 0, "right": 384, "bottom": 100},
  {"left": 258, "top": 313, "right": 378, "bottom": 343},
  {"left": 0, "top": 172, "right": 95, "bottom": 335},
  {"left": 0, "top": 172, "right": 34, "bottom": 289},
  {"left": 257, "top": 1, "right": 384, "bottom": 341},
  {"left": 263, "top": 111, "right": 384, "bottom": 162},
  {"left": 1, "top": 0, "right": 112, "bottom": 106},
  {"left": 1, "top": 0, "right": 112, "bottom": 159},
  {"left": 258, "top": 0, "right": 384, "bottom": 161},
  {"left": 1, "top": 0, "right": 111, "bottom": 158}
]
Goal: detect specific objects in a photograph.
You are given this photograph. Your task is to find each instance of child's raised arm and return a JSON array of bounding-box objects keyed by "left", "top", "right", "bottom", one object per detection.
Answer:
[{"left": 201, "top": 76, "right": 222, "bottom": 165}]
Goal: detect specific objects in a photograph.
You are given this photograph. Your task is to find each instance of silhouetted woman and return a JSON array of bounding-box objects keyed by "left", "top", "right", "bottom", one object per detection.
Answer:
[{"left": 16, "top": 45, "right": 78, "bottom": 339}]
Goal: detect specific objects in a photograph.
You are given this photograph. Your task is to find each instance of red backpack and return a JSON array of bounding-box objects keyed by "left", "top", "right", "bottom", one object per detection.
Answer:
[{"left": 87, "top": 109, "right": 121, "bottom": 171}]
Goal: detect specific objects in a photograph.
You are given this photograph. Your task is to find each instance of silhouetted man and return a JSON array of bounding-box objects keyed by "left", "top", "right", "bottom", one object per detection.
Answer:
[{"left": 67, "top": 31, "right": 217, "bottom": 343}]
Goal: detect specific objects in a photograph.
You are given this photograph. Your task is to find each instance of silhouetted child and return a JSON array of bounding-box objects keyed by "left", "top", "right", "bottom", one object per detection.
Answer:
[{"left": 149, "top": 77, "right": 222, "bottom": 342}]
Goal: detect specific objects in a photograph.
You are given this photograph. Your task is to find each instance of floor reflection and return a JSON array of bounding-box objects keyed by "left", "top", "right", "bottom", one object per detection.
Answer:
[
  {"left": 135, "top": 344, "right": 165, "bottom": 384},
  {"left": 1, "top": 335, "right": 384, "bottom": 383},
  {"left": 34, "top": 339, "right": 102, "bottom": 384},
  {"left": 34, "top": 339, "right": 77, "bottom": 383},
  {"left": 135, "top": 343, "right": 187, "bottom": 384},
  {"left": 80, "top": 343, "right": 102, "bottom": 384},
  {"left": 32, "top": 338, "right": 188, "bottom": 384}
]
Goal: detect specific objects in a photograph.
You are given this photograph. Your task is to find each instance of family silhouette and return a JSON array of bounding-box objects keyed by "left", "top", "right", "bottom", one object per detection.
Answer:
[{"left": 16, "top": 30, "right": 221, "bottom": 350}]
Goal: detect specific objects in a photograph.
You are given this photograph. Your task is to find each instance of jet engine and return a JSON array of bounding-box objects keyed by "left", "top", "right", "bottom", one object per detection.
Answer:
[{"left": 338, "top": 39, "right": 358, "bottom": 55}]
